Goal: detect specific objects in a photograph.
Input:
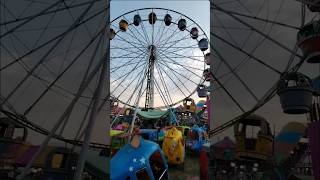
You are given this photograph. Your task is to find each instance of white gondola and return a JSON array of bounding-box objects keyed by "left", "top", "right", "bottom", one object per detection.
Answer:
[
  {"left": 190, "top": 27, "right": 199, "bottom": 39},
  {"left": 133, "top": 14, "right": 141, "bottom": 26},
  {"left": 204, "top": 53, "right": 210, "bottom": 65},
  {"left": 119, "top": 19, "right": 129, "bottom": 32},
  {"left": 197, "top": 85, "right": 208, "bottom": 98},
  {"left": 198, "top": 38, "right": 208, "bottom": 51},
  {"left": 148, "top": 12, "right": 157, "bottom": 25},
  {"left": 110, "top": 28, "right": 116, "bottom": 40},
  {"left": 164, "top": 14, "right": 172, "bottom": 26},
  {"left": 178, "top": 19, "right": 187, "bottom": 31}
]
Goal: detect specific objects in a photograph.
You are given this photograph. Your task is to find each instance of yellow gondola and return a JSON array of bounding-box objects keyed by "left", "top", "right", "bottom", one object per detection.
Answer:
[
  {"left": 162, "top": 127, "right": 185, "bottom": 165},
  {"left": 183, "top": 97, "right": 196, "bottom": 113},
  {"left": 119, "top": 19, "right": 129, "bottom": 32},
  {"left": 234, "top": 114, "right": 273, "bottom": 161}
]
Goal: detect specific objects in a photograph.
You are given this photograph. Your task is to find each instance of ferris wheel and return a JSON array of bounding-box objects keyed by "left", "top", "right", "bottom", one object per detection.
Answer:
[
  {"left": 0, "top": 0, "right": 319, "bottom": 178},
  {"left": 110, "top": 8, "right": 209, "bottom": 109}
]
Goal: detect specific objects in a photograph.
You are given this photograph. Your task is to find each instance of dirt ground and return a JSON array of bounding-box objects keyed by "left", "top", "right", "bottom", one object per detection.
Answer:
[{"left": 168, "top": 152, "right": 200, "bottom": 180}]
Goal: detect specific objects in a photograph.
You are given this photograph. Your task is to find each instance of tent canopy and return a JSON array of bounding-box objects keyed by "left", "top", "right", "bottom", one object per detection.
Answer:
[{"left": 137, "top": 109, "right": 169, "bottom": 120}]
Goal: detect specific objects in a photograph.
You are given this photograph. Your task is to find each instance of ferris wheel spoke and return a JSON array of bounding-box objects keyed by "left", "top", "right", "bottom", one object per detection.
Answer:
[
  {"left": 123, "top": 19, "right": 150, "bottom": 46},
  {"left": 159, "top": 54, "right": 203, "bottom": 80},
  {"left": 126, "top": 27, "right": 149, "bottom": 47},
  {"left": 156, "top": 62, "right": 189, "bottom": 98},
  {"left": 212, "top": 32, "right": 282, "bottom": 75},
  {"left": 1, "top": 1, "right": 96, "bottom": 107},
  {"left": 111, "top": 59, "right": 147, "bottom": 94},
  {"left": 16, "top": 0, "right": 40, "bottom": 18},
  {"left": 211, "top": 4, "right": 300, "bottom": 30},
  {"left": 158, "top": 59, "right": 199, "bottom": 87},
  {"left": 211, "top": 25, "right": 251, "bottom": 31},
  {"left": 0, "top": 1, "right": 18, "bottom": 20},
  {"left": 111, "top": 76, "right": 148, "bottom": 127},
  {"left": 154, "top": 15, "right": 182, "bottom": 45},
  {"left": 14, "top": 25, "right": 70, "bottom": 32},
  {"left": 32, "top": 3, "right": 66, "bottom": 49},
  {"left": 62, "top": 1, "right": 94, "bottom": 39},
  {"left": 130, "top": 26, "right": 150, "bottom": 47},
  {"left": 0, "top": 0, "right": 65, "bottom": 39},
  {"left": 72, "top": 97, "right": 94, "bottom": 140},
  {"left": 153, "top": 19, "right": 166, "bottom": 46},
  {"left": 212, "top": 4, "right": 303, "bottom": 59},
  {"left": 212, "top": 46, "right": 259, "bottom": 101},
  {"left": 115, "top": 65, "right": 148, "bottom": 106},
  {"left": 235, "top": 0, "right": 253, "bottom": 15},
  {"left": 157, "top": 33, "right": 198, "bottom": 50},
  {"left": 111, "top": 51, "right": 148, "bottom": 73},
  {"left": 107, "top": 67, "right": 149, "bottom": 124},
  {"left": 0, "top": 43, "right": 93, "bottom": 101},
  {"left": 153, "top": 18, "right": 183, "bottom": 46},
  {"left": 110, "top": 45, "right": 145, "bottom": 56},
  {"left": 111, "top": 62, "right": 145, "bottom": 87},
  {"left": 155, "top": 64, "right": 173, "bottom": 105},
  {"left": 0, "top": 5, "right": 109, "bottom": 72},
  {"left": 157, "top": 48, "right": 204, "bottom": 63},
  {"left": 164, "top": 53, "right": 204, "bottom": 63},
  {"left": 121, "top": 16, "right": 149, "bottom": 46},
  {"left": 159, "top": 47, "right": 204, "bottom": 62},
  {"left": 139, "top": 13, "right": 151, "bottom": 45},
  {"left": 211, "top": 63, "right": 246, "bottom": 113},
  {"left": 23, "top": 29, "right": 104, "bottom": 116},
  {"left": 153, "top": 76, "right": 171, "bottom": 108},
  {"left": 156, "top": 33, "right": 191, "bottom": 48},
  {"left": 156, "top": 27, "right": 180, "bottom": 48},
  {"left": 0, "top": 0, "right": 102, "bottom": 26},
  {"left": 158, "top": 21, "right": 197, "bottom": 47},
  {"left": 111, "top": 60, "right": 143, "bottom": 72},
  {"left": 113, "top": 33, "right": 146, "bottom": 53},
  {"left": 153, "top": 22, "right": 166, "bottom": 45},
  {"left": 57, "top": 23, "right": 81, "bottom": 74},
  {"left": 160, "top": 59, "right": 203, "bottom": 72},
  {"left": 157, "top": 40, "right": 199, "bottom": 58},
  {"left": 110, "top": 47, "right": 147, "bottom": 60},
  {"left": 213, "top": 11, "right": 240, "bottom": 47}
]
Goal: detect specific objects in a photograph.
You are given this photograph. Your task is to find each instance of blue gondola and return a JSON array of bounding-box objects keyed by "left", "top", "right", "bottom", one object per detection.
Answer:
[
  {"left": 133, "top": 14, "right": 142, "bottom": 26},
  {"left": 178, "top": 19, "right": 187, "bottom": 31},
  {"left": 111, "top": 136, "right": 169, "bottom": 180},
  {"left": 164, "top": 14, "right": 172, "bottom": 26},
  {"left": 198, "top": 38, "right": 208, "bottom": 51},
  {"left": 186, "top": 125, "right": 208, "bottom": 152}
]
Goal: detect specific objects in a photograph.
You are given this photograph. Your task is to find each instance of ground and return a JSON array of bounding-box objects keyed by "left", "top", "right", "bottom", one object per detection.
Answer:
[{"left": 168, "top": 152, "right": 200, "bottom": 180}]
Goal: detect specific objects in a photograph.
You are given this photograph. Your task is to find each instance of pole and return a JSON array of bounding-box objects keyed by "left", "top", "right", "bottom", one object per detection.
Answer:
[{"left": 73, "top": 39, "right": 109, "bottom": 180}]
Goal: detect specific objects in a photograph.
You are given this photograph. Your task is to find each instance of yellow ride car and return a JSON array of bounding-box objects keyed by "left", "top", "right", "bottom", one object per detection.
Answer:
[{"left": 162, "top": 127, "right": 185, "bottom": 166}]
